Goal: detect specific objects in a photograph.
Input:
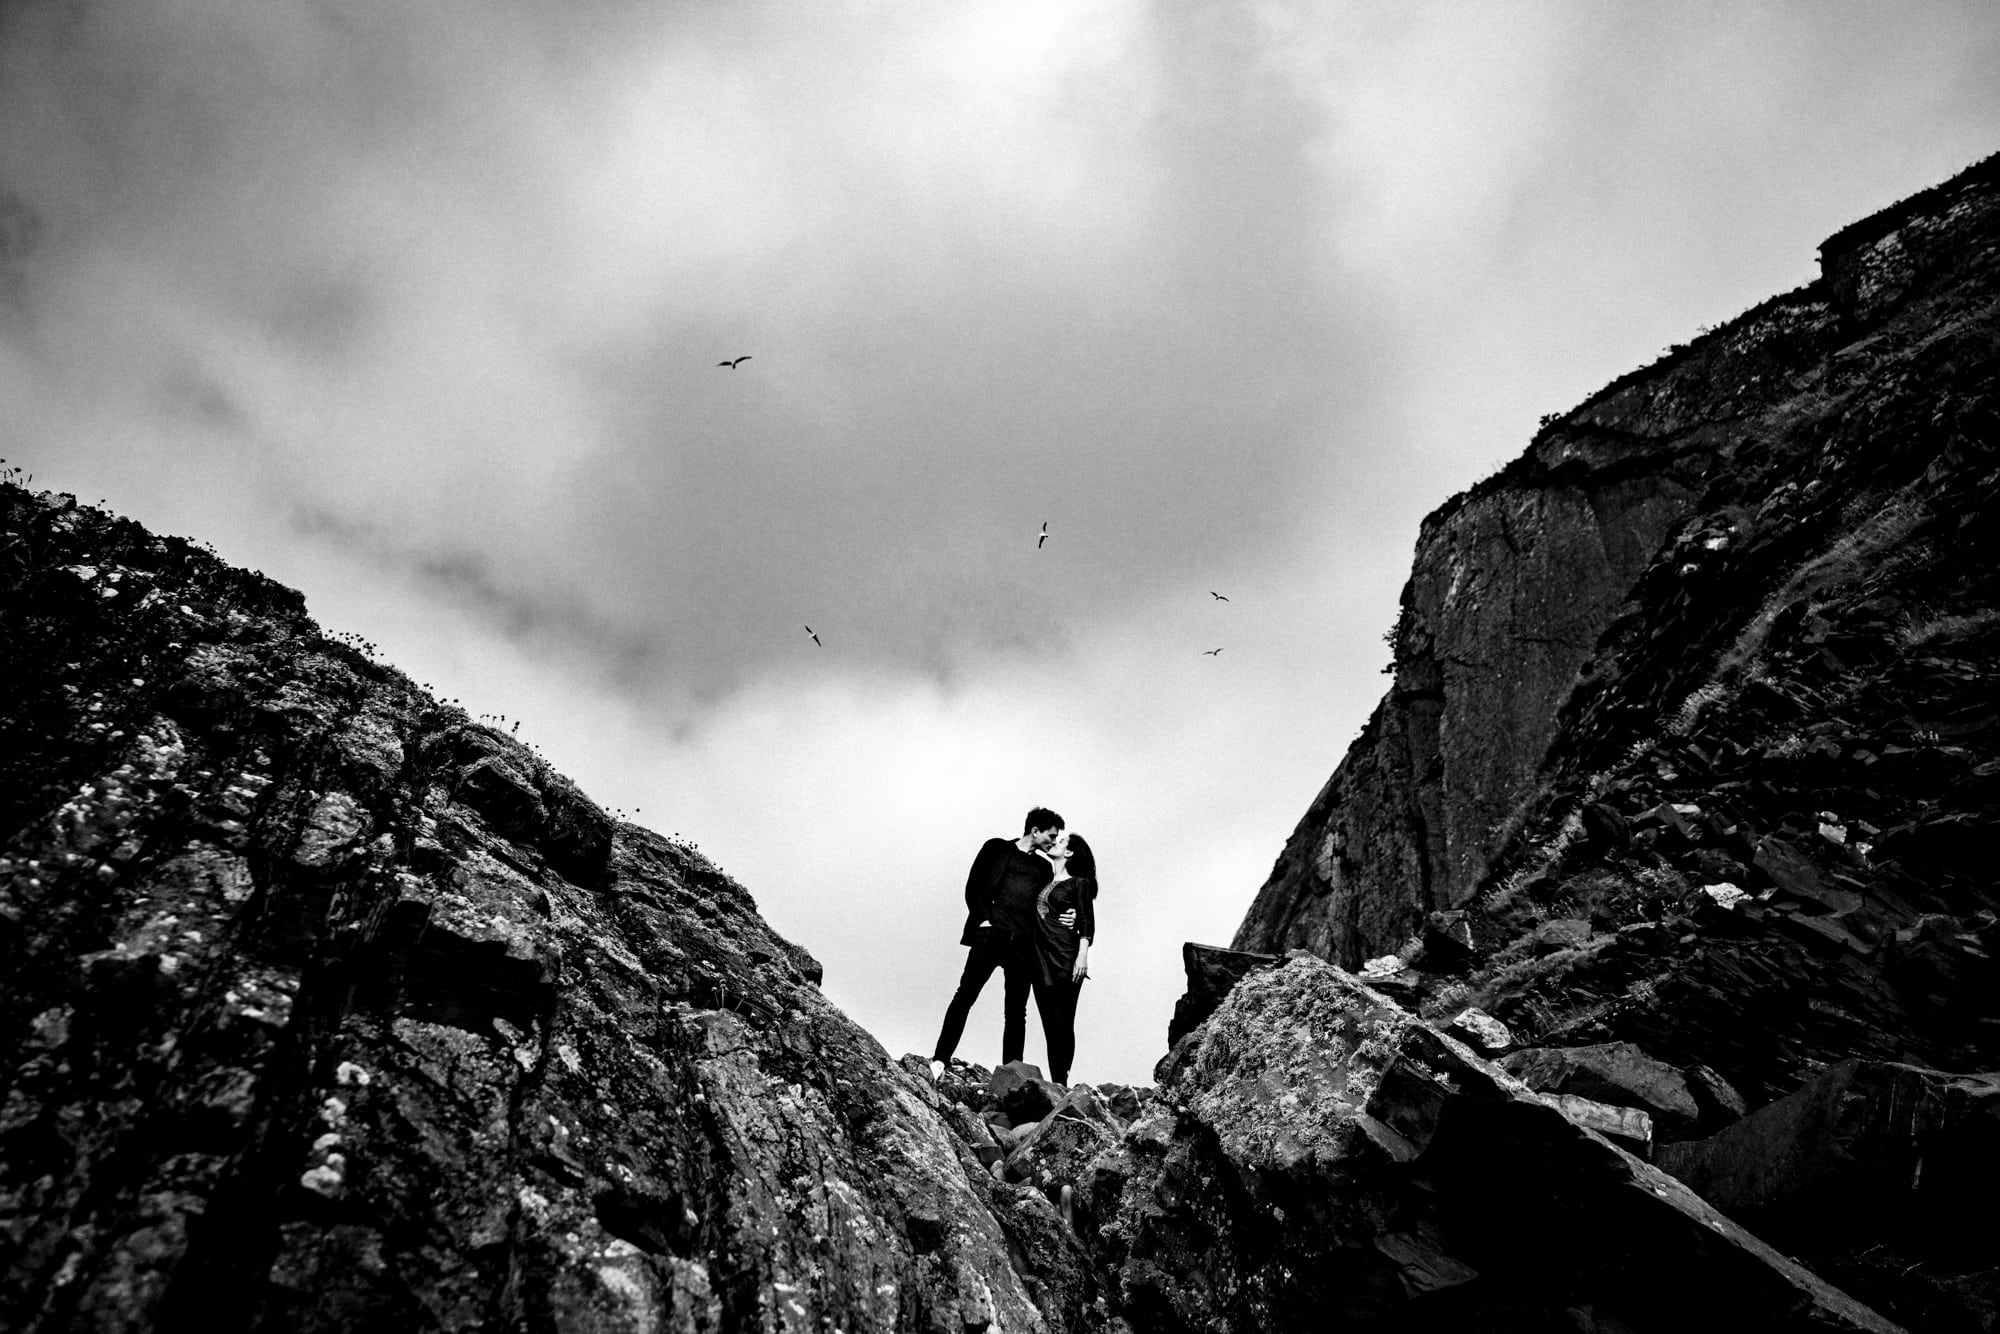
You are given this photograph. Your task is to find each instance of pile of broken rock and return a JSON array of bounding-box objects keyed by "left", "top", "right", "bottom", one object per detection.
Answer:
[
  {"left": 906, "top": 950, "right": 1983, "bottom": 1333},
  {"left": 902, "top": 1057, "right": 1152, "bottom": 1225}
]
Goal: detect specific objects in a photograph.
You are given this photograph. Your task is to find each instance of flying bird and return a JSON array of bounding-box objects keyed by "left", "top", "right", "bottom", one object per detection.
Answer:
[
  {"left": 718, "top": 355, "right": 752, "bottom": 368},
  {"left": 1037, "top": 522, "right": 1049, "bottom": 550},
  {"left": 1202, "top": 647, "right": 1223, "bottom": 656},
  {"left": 1209, "top": 591, "right": 1229, "bottom": 601},
  {"left": 804, "top": 625, "right": 822, "bottom": 647}
]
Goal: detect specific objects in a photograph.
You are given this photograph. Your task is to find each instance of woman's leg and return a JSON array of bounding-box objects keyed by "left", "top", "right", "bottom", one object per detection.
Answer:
[{"left": 1036, "top": 976, "right": 1080, "bottom": 1085}]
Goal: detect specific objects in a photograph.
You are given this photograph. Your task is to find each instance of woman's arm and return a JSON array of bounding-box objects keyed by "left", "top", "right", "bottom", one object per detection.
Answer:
[
  {"left": 1073, "top": 877, "right": 1096, "bottom": 942},
  {"left": 1072, "top": 936, "right": 1090, "bottom": 981}
]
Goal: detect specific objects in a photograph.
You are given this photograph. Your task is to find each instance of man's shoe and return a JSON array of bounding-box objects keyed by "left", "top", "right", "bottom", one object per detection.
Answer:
[{"left": 929, "top": 1059, "right": 946, "bottom": 1082}]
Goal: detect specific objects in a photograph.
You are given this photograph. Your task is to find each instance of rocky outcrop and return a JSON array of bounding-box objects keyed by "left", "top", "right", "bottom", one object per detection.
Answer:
[
  {"left": 0, "top": 477, "right": 1915, "bottom": 1334},
  {"left": 1162, "top": 943, "right": 1277, "bottom": 1049},
  {"left": 0, "top": 482, "right": 1093, "bottom": 1332},
  {"left": 1231, "top": 150, "right": 2000, "bottom": 1331},
  {"left": 1658, "top": 1060, "right": 2000, "bottom": 1331},
  {"left": 1235, "top": 151, "right": 2000, "bottom": 974},
  {"left": 1078, "top": 955, "right": 1899, "bottom": 1333},
  {"left": 1501, "top": 1041, "right": 1701, "bottom": 1143},
  {"left": 10, "top": 153, "right": 2000, "bottom": 1334}
]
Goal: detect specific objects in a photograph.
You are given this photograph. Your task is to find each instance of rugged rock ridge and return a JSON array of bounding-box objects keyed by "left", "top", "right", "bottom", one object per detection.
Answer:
[
  {"left": 0, "top": 486, "right": 1095, "bottom": 1332},
  {"left": 0, "top": 472, "right": 1919, "bottom": 1334},
  {"left": 1235, "top": 151, "right": 2000, "bottom": 972},
  {"left": 1231, "top": 152, "right": 2000, "bottom": 1328},
  {"left": 11, "top": 152, "right": 2000, "bottom": 1333}
]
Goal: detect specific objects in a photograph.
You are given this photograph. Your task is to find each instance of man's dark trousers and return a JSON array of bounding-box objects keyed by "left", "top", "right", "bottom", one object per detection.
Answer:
[{"left": 932, "top": 926, "right": 1038, "bottom": 1066}]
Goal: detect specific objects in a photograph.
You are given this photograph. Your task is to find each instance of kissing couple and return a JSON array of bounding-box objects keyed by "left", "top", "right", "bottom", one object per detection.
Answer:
[{"left": 930, "top": 807, "right": 1097, "bottom": 1086}]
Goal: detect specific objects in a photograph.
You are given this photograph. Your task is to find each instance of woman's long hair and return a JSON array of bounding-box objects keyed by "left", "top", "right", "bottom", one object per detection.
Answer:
[{"left": 1064, "top": 833, "right": 1097, "bottom": 890}]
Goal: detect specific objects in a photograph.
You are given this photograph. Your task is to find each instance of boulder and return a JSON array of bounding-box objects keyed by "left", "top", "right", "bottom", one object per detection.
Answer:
[
  {"left": 1447, "top": 1006, "right": 1514, "bottom": 1053},
  {"left": 1658, "top": 1059, "right": 2000, "bottom": 1331},
  {"left": 944, "top": 1104, "right": 1005, "bottom": 1170},
  {"left": 1659, "top": 1057, "right": 2000, "bottom": 1229},
  {"left": 1080, "top": 956, "right": 1899, "bottom": 1333},
  {"left": 1006, "top": 1086, "right": 1122, "bottom": 1201},
  {"left": 1547, "top": 1093, "right": 1653, "bottom": 1156},
  {"left": 1685, "top": 1063, "right": 1748, "bottom": 1134},
  {"left": 1165, "top": 942, "right": 1280, "bottom": 1049},
  {"left": 452, "top": 753, "right": 546, "bottom": 840},
  {"left": 1092, "top": 1082, "right": 1146, "bottom": 1123},
  {"left": 991, "top": 1061, "right": 1063, "bottom": 1123},
  {"left": 1502, "top": 1042, "right": 1702, "bottom": 1142},
  {"left": 1419, "top": 909, "right": 1478, "bottom": 971}
]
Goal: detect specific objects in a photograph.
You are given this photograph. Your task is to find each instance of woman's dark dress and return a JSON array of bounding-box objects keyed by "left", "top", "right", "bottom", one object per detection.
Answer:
[
  {"left": 1035, "top": 875, "right": 1095, "bottom": 986},
  {"left": 1034, "top": 874, "right": 1095, "bottom": 1085}
]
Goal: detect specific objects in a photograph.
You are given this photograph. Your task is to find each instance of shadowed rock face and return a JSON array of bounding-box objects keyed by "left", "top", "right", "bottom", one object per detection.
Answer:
[
  {"left": 1078, "top": 956, "right": 1898, "bottom": 1334},
  {"left": 7, "top": 156, "right": 1998, "bottom": 1334},
  {"left": 0, "top": 486, "right": 1094, "bottom": 1333},
  {"left": 1658, "top": 1060, "right": 2000, "bottom": 1332},
  {"left": 1236, "top": 152, "right": 2000, "bottom": 977},
  {"left": 1231, "top": 151, "right": 2000, "bottom": 1331}
]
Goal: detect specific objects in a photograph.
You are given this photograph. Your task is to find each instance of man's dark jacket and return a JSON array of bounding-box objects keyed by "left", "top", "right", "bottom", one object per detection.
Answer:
[{"left": 960, "top": 837, "right": 1052, "bottom": 946}]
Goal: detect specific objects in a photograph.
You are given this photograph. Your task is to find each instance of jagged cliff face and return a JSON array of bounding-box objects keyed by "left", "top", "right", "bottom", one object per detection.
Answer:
[
  {"left": 0, "top": 491, "right": 1096, "bottom": 1332},
  {"left": 9, "top": 156, "right": 1999, "bottom": 1334},
  {"left": 1236, "top": 154, "right": 2000, "bottom": 976},
  {"left": 1228, "top": 154, "right": 2000, "bottom": 1329}
]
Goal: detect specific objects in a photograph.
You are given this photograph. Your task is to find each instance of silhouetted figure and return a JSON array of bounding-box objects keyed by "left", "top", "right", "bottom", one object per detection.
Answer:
[
  {"left": 931, "top": 807, "right": 1063, "bottom": 1075},
  {"left": 1033, "top": 832, "right": 1096, "bottom": 1086}
]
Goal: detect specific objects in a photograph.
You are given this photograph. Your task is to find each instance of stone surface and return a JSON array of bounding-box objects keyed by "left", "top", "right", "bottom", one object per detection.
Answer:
[
  {"left": 0, "top": 484, "right": 1094, "bottom": 1333},
  {"left": 1447, "top": 1006, "right": 1513, "bottom": 1052},
  {"left": 1081, "top": 955, "right": 1900, "bottom": 1333},
  {"left": 1163, "top": 942, "right": 1278, "bottom": 1049},
  {"left": 1657, "top": 1059, "right": 2000, "bottom": 1329},
  {"left": 991, "top": 1061, "right": 1063, "bottom": 1124},
  {"left": 1225, "top": 152, "right": 2000, "bottom": 1330},
  {"left": 1502, "top": 1042, "right": 1701, "bottom": 1142},
  {"left": 1547, "top": 1093, "right": 1654, "bottom": 1156},
  {"left": 1685, "top": 1063, "right": 1749, "bottom": 1134},
  {"left": 1236, "top": 152, "right": 2000, "bottom": 1001},
  {"left": 1005, "top": 1086, "right": 1122, "bottom": 1200}
]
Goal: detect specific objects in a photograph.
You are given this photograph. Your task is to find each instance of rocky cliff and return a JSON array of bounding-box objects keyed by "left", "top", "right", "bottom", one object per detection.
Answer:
[
  {"left": 1237, "top": 152, "right": 2000, "bottom": 972},
  {"left": 0, "top": 455, "right": 1928, "bottom": 1334},
  {"left": 9, "top": 153, "right": 2000, "bottom": 1334},
  {"left": 0, "top": 486, "right": 1102, "bottom": 1332},
  {"left": 1229, "top": 153, "right": 2000, "bottom": 1327}
]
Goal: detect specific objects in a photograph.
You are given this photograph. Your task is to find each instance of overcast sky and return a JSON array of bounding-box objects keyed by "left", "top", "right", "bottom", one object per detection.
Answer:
[{"left": 4, "top": 1, "right": 1997, "bottom": 1085}]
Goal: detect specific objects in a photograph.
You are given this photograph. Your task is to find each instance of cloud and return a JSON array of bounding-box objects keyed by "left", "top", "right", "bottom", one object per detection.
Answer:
[
  {"left": 0, "top": 0, "right": 1385, "bottom": 703},
  {"left": 3, "top": 0, "right": 1998, "bottom": 1084}
]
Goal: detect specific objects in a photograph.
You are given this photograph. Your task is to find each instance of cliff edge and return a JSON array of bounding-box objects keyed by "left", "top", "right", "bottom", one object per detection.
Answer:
[
  {"left": 0, "top": 485, "right": 1099, "bottom": 1332},
  {"left": 1230, "top": 151, "right": 2000, "bottom": 1329}
]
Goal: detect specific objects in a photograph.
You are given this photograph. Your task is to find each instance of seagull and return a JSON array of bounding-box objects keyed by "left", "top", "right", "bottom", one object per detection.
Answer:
[
  {"left": 1209, "top": 591, "right": 1229, "bottom": 601},
  {"left": 718, "top": 355, "right": 752, "bottom": 368},
  {"left": 804, "top": 625, "right": 822, "bottom": 647},
  {"left": 1202, "top": 647, "right": 1223, "bottom": 656},
  {"left": 1036, "top": 522, "right": 1049, "bottom": 550}
]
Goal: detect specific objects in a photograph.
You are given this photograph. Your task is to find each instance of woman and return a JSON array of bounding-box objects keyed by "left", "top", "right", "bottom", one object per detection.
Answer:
[{"left": 1034, "top": 831, "right": 1097, "bottom": 1086}]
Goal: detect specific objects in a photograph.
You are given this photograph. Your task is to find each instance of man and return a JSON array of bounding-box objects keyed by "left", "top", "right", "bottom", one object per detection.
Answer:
[{"left": 930, "top": 807, "right": 1063, "bottom": 1078}]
